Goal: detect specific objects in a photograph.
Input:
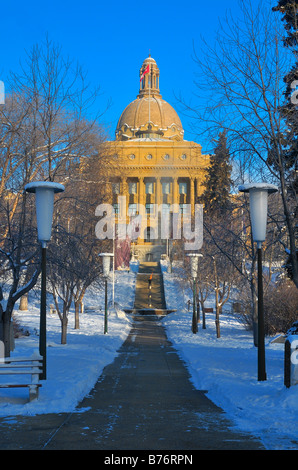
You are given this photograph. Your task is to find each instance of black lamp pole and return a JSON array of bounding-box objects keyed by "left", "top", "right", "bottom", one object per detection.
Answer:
[
  {"left": 99, "top": 253, "right": 114, "bottom": 335},
  {"left": 239, "top": 182, "right": 278, "bottom": 382},
  {"left": 104, "top": 278, "right": 108, "bottom": 335},
  {"left": 40, "top": 245, "right": 47, "bottom": 380},
  {"left": 25, "top": 181, "right": 65, "bottom": 382},
  {"left": 192, "top": 278, "right": 198, "bottom": 334},
  {"left": 257, "top": 245, "right": 266, "bottom": 381}
]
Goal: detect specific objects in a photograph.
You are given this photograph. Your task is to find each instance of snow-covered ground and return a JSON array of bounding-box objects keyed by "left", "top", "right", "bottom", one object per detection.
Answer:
[
  {"left": 0, "top": 261, "right": 297, "bottom": 450},
  {"left": 162, "top": 262, "right": 298, "bottom": 451},
  {"left": 0, "top": 269, "right": 136, "bottom": 416}
]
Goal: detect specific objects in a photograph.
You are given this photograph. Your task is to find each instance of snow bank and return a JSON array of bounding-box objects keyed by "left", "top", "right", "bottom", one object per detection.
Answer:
[
  {"left": 1, "top": 259, "right": 297, "bottom": 450},
  {"left": 161, "top": 263, "right": 298, "bottom": 450},
  {"left": 0, "top": 270, "right": 135, "bottom": 416}
]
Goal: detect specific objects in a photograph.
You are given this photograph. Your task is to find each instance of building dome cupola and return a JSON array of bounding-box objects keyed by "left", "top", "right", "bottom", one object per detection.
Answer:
[
  {"left": 116, "top": 56, "right": 184, "bottom": 142},
  {"left": 138, "top": 55, "right": 161, "bottom": 98}
]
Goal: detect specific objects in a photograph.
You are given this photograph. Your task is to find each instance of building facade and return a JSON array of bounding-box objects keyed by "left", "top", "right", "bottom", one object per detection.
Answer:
[{"left": 106, "top": 55, "right": 209, "bottom": 263}]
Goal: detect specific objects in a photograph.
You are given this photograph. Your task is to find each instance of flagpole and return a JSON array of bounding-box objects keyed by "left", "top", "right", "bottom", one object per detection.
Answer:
[
  {"left": 140, "top": 61, "right": 150, "bottom": 128},
  {"left": 148, "top": 62, "right": 151, "bottom": 126},
  {"left": 112, "top": 218, "right": 115, "bottom": 308}
]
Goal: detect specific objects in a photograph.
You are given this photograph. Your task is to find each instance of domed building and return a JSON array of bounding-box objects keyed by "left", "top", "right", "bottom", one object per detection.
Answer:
[{"left": 105, "top": 55, "right": 209, "bottom": 263}]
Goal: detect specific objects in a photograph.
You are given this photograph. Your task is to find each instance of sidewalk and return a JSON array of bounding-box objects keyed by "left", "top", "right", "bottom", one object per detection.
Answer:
[{"left": 0, "top": 316, "right": 265, "bottom": 450}]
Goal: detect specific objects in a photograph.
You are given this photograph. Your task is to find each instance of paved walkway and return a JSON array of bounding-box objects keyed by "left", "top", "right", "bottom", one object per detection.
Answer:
[{"left": 0, "top": 316, "right": 264, "bottom": 450}]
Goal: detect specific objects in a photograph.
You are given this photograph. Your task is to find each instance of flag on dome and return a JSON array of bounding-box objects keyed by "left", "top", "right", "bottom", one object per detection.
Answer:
[{"left": 140, "top": 64, "right": 150, "bottom": 82}]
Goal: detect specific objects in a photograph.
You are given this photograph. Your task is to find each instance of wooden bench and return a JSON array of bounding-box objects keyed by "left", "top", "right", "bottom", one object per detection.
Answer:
[
  {"left": 0, "top": 352, "right": 43, "bottom": 402},
  {"left": 203, "top": 307, "right": 214, "bottom": 313}
]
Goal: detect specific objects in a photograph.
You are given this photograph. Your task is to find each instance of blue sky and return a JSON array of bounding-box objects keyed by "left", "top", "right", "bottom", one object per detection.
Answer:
[{"left": 0, "top": 0, "right": 274, "bottom": 151}]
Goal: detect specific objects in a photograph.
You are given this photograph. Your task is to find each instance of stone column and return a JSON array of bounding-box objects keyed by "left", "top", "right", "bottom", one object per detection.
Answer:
[
  {"left": 156, "top": 176, "right": 161, "bottom": 206},
  {"left": 121, "top": 177, "right": 128, "bottom": 214},
  {"left": 121, "top": 177, "right": 127, "bottom": 194},
  {"left": 139, "top": 177, "right": 145, "bottom": 207},
  {"left": 190, "top": 177, "right": 195, "bottom": 213},
  {"left": 172, "top": 177, "right": 178, "bottom": 205}
]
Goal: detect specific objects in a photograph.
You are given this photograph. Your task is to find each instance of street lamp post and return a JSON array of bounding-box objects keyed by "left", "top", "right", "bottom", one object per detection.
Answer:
[
  {"left": 25, "top": 181, "right": 65, "bottom": 380},
  {"left": 187, "top": 253, "right": 203, "bottom": 334},
  {"left": 99, "top": 253, "right": 114, "bottom": 334},
  {"left": 239, "top": 182, "right": 278, "bottom": 381}
]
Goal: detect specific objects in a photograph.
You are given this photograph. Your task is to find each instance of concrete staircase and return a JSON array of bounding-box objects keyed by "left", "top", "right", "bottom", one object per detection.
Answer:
[
  {"left": 125, "top": 262, "right": 175, "bottom": 317},
  {"left": 134, "top": 262, "right": 166, "bottom": 310}
]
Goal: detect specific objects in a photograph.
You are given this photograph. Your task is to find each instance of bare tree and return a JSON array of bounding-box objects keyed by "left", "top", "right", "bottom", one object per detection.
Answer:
[
  {"left": 195, "top": 255, "right": 213, "bottom": 329},
  {"left": 46, "top": 146, "right": 114, "bottom": 343},
  {"left": 182, "top": 0, "right": 297, "bottom": 287},
  {"left": 0, "top": 37, "right": 106, "bottom": 355}
]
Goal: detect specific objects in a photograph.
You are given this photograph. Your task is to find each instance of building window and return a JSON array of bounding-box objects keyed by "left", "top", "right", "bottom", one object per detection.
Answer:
[
  {"left": 179, "top": 182, "right": 187, "bottom": 195},
  {"left": 162, "top": 182, "right": 171, "bottom": 195},
  {"left": 129, "top": 154, "right": 136, "bottom": 160},
  {"left": 145, "top": 203, "right": 154, "bottom": 215},
  {"left": 146, "top": 154, "right": 153, "bottom": 160},
  {"left": 129, "top": 182, "right": 137, "bottom": 194},
  {"left": 179, "top": 204, "right": 187, "bottom": 214},
  {"left": 181, "top": 154, "right": 187, "bottom": 160},
  {"left": 145, "top": 226, "right": 152, "bottom": 241},
  {"left": 112, "top": 182, "right": 120, "bottom": 194},
  {"left": 113, "top": 203, "right": 119, "bottom": 215},
  {"left": 145, "top": 181, "right": 154, "bottom": 194},
  {"left": 161, "top": 204, "right": 170, "bottom": 215},
  {"left": 128, "top": 204, "right": 137, "bottom": 216},
  {"left": 163, "top": 154, "right": 170, "bottom": 160}
]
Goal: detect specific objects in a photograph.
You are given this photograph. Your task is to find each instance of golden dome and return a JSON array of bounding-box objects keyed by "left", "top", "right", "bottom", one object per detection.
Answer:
[{"left": 116, "top": 56, "right": 184, "bottom": 142}]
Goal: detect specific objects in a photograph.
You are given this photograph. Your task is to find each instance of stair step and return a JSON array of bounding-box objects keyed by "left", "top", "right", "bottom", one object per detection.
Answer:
[
  {"left": 124, "top": 308, "right": 176, "bottom": 316},
  {"left": 133, "top": 262, "right": 166, "bottom": 310}
]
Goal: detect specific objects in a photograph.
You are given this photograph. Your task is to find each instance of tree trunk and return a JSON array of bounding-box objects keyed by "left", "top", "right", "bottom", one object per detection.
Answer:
[
  {"left": 215, "top": 285, "right": 221, "bottom": 338},
  {"left": 196, "top": 293, "right": 200, "bottom": 324},
  {"left": 1, "top": 312, "right": 11, "bottom": 357},
  {"left": 74, "top": 300, "right": 80, "bottom": 329},
  {"left": 61, "top": 315, "right": 68, "bottom": 345},
  {"left": 215, "top": 305, "right": 221, "bottom": 338},
  {"left": 201, "top": 302, "right": 206, "bottom": 329},
  {"left": 73, "top": 289, "right": 85, "bottom": 330},
  {"left": 213, "top": 258, "right": 220, "bottom": 338}
]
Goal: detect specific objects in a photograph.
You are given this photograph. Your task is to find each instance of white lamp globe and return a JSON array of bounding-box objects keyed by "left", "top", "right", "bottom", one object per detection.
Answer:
[
  {"left": 239, "top": 183, "right": 278, "bottom": 243},
  {"left": 186, "top": 253, "right": 203, "bottom": 278},
  {"left": 25, "top": 181, "right": 65, "bottom": 245},
  {"left": 99, "top": 253, "right": 114, "bottom": 277}
]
